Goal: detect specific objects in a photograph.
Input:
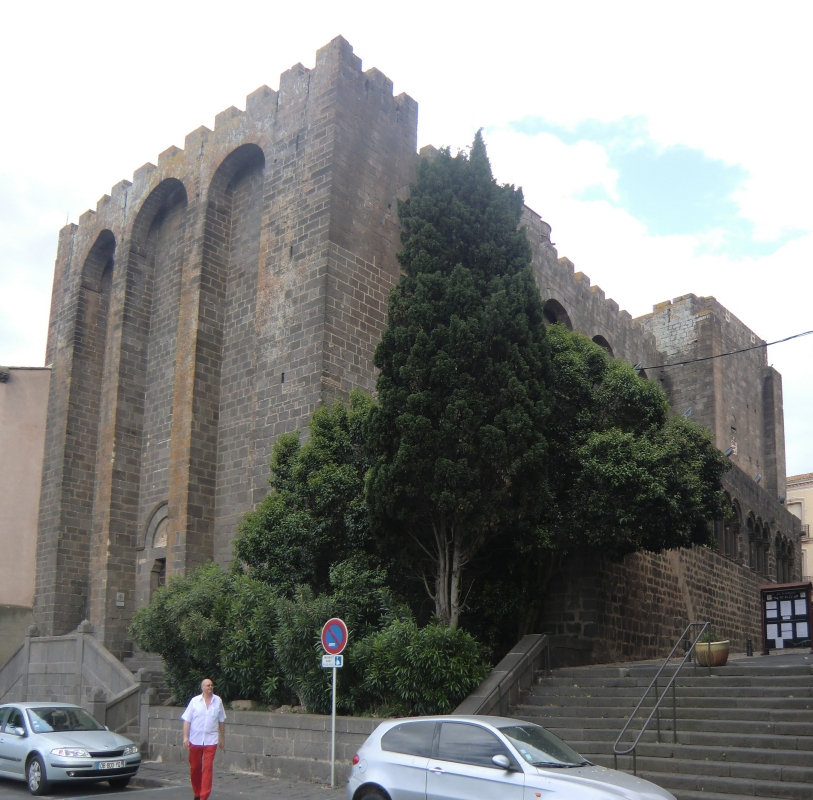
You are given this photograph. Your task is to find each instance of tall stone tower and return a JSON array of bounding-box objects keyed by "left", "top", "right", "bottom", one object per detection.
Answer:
[{"left": 35, "top": 37, "right": 418, "bottom": 656}]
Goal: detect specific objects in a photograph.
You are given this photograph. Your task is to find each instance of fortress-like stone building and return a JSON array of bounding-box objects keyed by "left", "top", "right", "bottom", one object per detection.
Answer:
[{"left": 34, "top": 37, "right": 801, "bottom": 663}]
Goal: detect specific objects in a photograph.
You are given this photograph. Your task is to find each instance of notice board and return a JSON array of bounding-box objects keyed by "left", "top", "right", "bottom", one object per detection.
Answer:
[{"left": 760, "top": 582, "right": 812, "bottom": 654}]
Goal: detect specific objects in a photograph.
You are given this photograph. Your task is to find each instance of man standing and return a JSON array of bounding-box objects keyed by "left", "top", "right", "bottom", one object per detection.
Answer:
[{"left": 181, "top": 678, "right": 226, "bottom": 800}]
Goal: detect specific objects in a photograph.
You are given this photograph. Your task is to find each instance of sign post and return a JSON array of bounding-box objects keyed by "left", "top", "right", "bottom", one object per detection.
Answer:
[{"left": 321, "top": 617, "right": 348, "bottom": 787}]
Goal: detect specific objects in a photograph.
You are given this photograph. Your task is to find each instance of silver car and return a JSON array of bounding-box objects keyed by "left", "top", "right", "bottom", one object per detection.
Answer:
[
  {"left": 0, "top": 702, "right": 141, "bottom": 795},
  {"left": 347, "top": 715, "right": 675, "bottom": 800}
]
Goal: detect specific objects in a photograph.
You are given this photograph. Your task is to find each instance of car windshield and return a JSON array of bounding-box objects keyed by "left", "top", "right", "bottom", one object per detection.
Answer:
[
  {"left": 498, "top": 724, "right": 590, "bottom": 768},
  {"left": 26, "top": 706, "right": 105, "bottom": 733}
]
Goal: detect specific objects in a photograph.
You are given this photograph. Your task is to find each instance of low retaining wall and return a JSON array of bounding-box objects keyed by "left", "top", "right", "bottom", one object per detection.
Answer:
[
  {"left": 147, "top": 705, "right": 381, "bottom": 784},
  {"left": 542, "top": 544, "right": 767, "bottom": 667}
]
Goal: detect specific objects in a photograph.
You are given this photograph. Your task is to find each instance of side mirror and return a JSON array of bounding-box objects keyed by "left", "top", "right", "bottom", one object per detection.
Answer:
[
  {"left": 492, "top": 754, "right": 511, "bottom": 769},
  {"left": 12, "top": 726, "right": 26, "bottom": 737}
]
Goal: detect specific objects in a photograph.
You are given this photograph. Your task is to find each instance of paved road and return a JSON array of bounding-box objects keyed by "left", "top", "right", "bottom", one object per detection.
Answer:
[{"left": 0, "top": 761, "right": 345, "bottom": 800}]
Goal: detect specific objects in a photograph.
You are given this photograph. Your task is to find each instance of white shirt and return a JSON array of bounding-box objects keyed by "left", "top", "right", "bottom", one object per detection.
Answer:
[{"left": 181, "top": 694, "right": 226, "bottom": 746}]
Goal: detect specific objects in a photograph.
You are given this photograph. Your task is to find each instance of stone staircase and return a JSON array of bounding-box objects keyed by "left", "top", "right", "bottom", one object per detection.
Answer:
[
  {"left": 121, "top": 652, "right": 172, "bottom": 738},
  {"left": 514, "top": 652, "right": 813, "bottom": 800}
]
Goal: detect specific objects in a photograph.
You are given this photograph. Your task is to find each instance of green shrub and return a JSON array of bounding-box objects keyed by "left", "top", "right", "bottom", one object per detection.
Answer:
[
  {"left": 349, "top": 619, "right": 489, "bottom": 716},
  {"left": 130, "top": 564, "right": 283, "bottom": 706},
  {"left": 272, "top": 560, "right": 409, "bottom": 714}
]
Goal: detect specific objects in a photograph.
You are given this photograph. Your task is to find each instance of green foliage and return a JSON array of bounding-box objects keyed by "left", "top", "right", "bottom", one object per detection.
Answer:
[
  {"left": 272, "top": 560, "right": 405, "bottom": 714},
  {"left": 349, "top": 619, "right": 489, "bottom": 716},
  {"left": 542, "top": 324, "right": 730, "bottom": 558},
  {"left": 466, "top": 325, "right": 731, "bottom": 639},
  {"left": 234, "top": 391, "right": 375, "bottom": 596},
  {"left": 130, "top": 564, "right": 282, "bottom": 706},
  {"left": 367, "top": 131, "right": 552, "bottom": 628}
]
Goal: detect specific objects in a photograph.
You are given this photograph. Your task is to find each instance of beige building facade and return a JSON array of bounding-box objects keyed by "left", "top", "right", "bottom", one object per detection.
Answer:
[
  {"left": 0, "top": 366, "right": 50, "bottom": 664},
  {"left": 787, "top": 472, "right": 813, "bottom": 581}
]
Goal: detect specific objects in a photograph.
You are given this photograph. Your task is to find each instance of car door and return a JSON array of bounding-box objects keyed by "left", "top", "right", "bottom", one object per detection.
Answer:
[
  {"left": 425, "top": 722, "right": 525, "bottom": 800},
  {"left": 378, "top": 720, "right": 435, "bottom": 800},
  {"left": 0, "top": 708, "right": 29, "bottom": 776}
]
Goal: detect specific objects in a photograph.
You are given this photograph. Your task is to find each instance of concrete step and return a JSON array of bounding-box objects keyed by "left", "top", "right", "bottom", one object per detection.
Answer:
[
  {"left": 670, "top": 792, "right": 763, "bottom": 800},
  {"left": 574, "top": 741, "right": 813, "bottom": 767},
  {"left": 521, "top": 713, "right": 813, "bottom": 736},
  {"left": 518, "top": 703, "right": 813, "bottom": 722},
  {"left": 637, "top": 770, "right": 813, "bottom": 800},
  {"left": 530, "top": 684, "right": 813, "bottom": 698},
  {"left": 589, "top": 754, "right": 813, "bottom": 783},
  {"left": 527, "top": 694, "right": 813, "bottom": 710},
  {"left": 537, "top": 675, "right": 813, "bottom": 689},
  {"left": 539, "top": 725, "right": 813, "bottom": 751}
]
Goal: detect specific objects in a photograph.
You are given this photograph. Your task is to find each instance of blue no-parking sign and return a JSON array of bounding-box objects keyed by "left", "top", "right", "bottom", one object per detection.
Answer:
[{"left": 321, "top": 617, "right": 348, "bottom": 655}]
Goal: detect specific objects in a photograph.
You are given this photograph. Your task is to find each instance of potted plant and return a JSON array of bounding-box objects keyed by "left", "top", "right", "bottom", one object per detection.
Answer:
[{"left": 695, "top": 628, "right": 730, "bottom": 667}]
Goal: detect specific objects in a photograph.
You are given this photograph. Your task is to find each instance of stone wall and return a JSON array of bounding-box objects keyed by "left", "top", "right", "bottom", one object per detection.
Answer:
[
  {"left": 542, "top": 537, "right": 776, "bottom": 668},
  {"left": 147, "top": 705, "right": 378, "bottom": 785}
]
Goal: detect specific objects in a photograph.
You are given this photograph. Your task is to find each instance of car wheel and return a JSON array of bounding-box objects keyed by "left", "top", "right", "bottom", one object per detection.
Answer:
[
  {"left": 361, "top": 788, "right": 390, "bottom": 800},
  {"left": 26, "top": 755, "right": 51, "bottom": 796},
  {"left": 108, "top": 777, "right": 132, "bottom": 790}
]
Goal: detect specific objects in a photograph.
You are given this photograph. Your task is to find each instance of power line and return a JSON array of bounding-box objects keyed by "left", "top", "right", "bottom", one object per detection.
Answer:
[{"left": 640, "top": 329, "right": 813, "bottom": 371}]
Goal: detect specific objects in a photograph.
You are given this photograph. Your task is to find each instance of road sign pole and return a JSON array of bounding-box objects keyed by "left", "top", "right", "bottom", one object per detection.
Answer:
[{"left": 330, "top": 665, "right": 337, "bottom": 787}]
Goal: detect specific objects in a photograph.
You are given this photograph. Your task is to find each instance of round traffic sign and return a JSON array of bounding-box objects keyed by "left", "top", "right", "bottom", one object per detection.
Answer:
[{"left": 321, "top": 617, "right": 348, "bottom": 655}]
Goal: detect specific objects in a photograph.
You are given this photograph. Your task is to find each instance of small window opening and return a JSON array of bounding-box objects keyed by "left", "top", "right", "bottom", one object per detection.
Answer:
[{"left": 281, "top": 372, "right": 285, "bottom": 384}]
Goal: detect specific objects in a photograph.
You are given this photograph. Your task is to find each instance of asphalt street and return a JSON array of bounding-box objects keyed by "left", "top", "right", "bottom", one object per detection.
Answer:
[{"left": 0, "top": 760, "right": 345, "bottom": 800}]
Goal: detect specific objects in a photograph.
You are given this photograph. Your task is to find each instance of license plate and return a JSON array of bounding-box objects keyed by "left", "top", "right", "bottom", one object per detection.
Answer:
[{"left": 97, "top": 760, "right": 125, "bottom": 770}]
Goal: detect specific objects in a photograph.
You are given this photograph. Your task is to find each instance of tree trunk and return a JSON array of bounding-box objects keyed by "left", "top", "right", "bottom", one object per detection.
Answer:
[{"left": 517, "top": 550, "right": 563, "bottom": 639}]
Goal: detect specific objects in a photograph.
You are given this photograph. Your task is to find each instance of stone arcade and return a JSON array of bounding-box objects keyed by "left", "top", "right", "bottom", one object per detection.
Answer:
[{"left": 32, "top": 37, "right": 801, "bottom": 665}]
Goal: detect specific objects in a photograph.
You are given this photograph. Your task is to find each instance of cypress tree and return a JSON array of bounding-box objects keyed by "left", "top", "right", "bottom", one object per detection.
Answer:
[{"left": 366, "top": 132, "right": 552, "bottom": 628}]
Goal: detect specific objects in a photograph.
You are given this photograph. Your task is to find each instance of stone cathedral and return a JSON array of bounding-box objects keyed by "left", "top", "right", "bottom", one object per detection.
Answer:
[{"left": 33, "top": 37, "right": 801, "bottom": 664}]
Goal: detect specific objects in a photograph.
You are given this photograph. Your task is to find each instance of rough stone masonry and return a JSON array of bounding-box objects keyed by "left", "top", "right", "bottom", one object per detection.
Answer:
[{"left": 34, "top": 37, "right": 801, "bottom": 662}]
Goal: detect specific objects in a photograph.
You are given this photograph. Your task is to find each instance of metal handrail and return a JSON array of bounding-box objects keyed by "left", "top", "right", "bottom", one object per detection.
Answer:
[{"left": 613, "top": 622, "right": 711, "bottom": 775}]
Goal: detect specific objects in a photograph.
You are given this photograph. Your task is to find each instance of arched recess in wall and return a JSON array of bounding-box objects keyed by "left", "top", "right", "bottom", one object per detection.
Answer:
[
  {"left": 591, "top": 335, "right": 614, "bottom": 357},
  {"left": 746, "top": 514, "right": 756, "bottom": 570},
  {"left": 137, "top": 502, "right": 168, "bottom": 602},
  {"left": 117, "top": 178, "right": 188, "bottom": 569},
  {"left": 728, "top": 499, "right": 743, "bottom": 561},
  {"left": 542, "top": 299, "right": 573, "bottom": 330},
  {"left": 199, "top": 143, "right": 266, "bottom": 566},
  {"left": 63, "top": 229, "right": 116, "bottom": 625}
]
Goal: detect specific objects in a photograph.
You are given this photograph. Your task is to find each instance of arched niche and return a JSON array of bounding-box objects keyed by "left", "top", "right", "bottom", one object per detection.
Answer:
[
  {"left": 591, "top": 335, "right": 614, "bottom": 357},
  {"left": 61, "top": 229, "right": 117, "bottom": 631},
  {"left": 117, "top": 178, "right": 188, "bottom": 584},
  {"left": 542, "top": 299, "right": 573, "bottom": 330},
  {"left": 199, "top": 143, "right": 267, "bottom": 565},
  {"left": 136, "top": 501, "right": 169, "bottom": 605}
]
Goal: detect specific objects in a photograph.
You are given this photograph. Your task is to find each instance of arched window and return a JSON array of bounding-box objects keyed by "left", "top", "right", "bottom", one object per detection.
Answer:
[
  {"left": 542, "top": 299, "right": 573, "bottom": 330},
  {"left": 591, "top": 335, "right": 614, "bottom": 357}
]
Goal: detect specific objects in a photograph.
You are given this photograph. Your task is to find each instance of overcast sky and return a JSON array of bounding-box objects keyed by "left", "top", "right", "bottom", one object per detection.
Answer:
[{"left": 1, "top": 1, "right": 810, "bottom": 475}]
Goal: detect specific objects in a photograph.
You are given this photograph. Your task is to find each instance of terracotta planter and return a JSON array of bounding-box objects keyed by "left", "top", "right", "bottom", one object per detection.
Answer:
[{"left": 695, "top": 640, "right": 730, "bottom": 667}]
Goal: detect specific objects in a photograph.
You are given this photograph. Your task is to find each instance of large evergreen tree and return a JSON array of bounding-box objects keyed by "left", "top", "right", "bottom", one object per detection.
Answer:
[
  {"left": 366, "top": 132, "right": 552, "bottom": 628},
  {"left": 465, "top": 325, "right": 732, "bottom": 642}
]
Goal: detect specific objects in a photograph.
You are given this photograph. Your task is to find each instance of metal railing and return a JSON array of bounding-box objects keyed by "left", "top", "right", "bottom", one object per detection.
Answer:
[{"left": 613, "top": 622, "right": 711, "bottom": 775}]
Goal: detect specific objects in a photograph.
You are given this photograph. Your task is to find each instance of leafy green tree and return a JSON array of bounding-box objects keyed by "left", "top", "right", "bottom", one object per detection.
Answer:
[
  {"left": 468, "top": 324, "right": 732, "bottom": 639},
  {"left": 348, "top": 619, "right": 489, "bottom": 716},
  {"left": 366, "top": 131, "right": 552, "bottom": 629},
  {"left": 234, "top": 391, "right": 375, "bottom": 596},
  {"left": 130, "top": 564, "right": 282, "bottom": 706}
]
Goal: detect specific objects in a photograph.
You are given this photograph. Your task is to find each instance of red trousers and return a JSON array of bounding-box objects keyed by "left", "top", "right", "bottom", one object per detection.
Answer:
[{"left": 188, "top": 744, "right": 217, "bottom": 800}]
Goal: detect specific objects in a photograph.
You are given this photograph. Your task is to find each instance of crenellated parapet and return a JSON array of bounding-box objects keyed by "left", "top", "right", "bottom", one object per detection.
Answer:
[{"left": 521, "top": 206, "right": 663, "bottom": 372}]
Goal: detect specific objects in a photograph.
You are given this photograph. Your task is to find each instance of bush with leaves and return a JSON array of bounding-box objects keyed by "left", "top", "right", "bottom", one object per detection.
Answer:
[
  {"left": 273, "top": 560, "right": 408, "bottom": 713},
  {"left": 234, "top": 392, "right": 376, "bottom": 597},
  {"left": 348, "top": 619, "right": 489, "bottom": 716},
  {"left": 130, "top": 564, "right": 283, "bottom": 706}
]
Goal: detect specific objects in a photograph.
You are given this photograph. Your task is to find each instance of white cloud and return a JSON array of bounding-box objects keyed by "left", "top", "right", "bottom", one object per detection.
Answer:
[{"left": 0, "top": 0, "right": 810, "bottom": 470}]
